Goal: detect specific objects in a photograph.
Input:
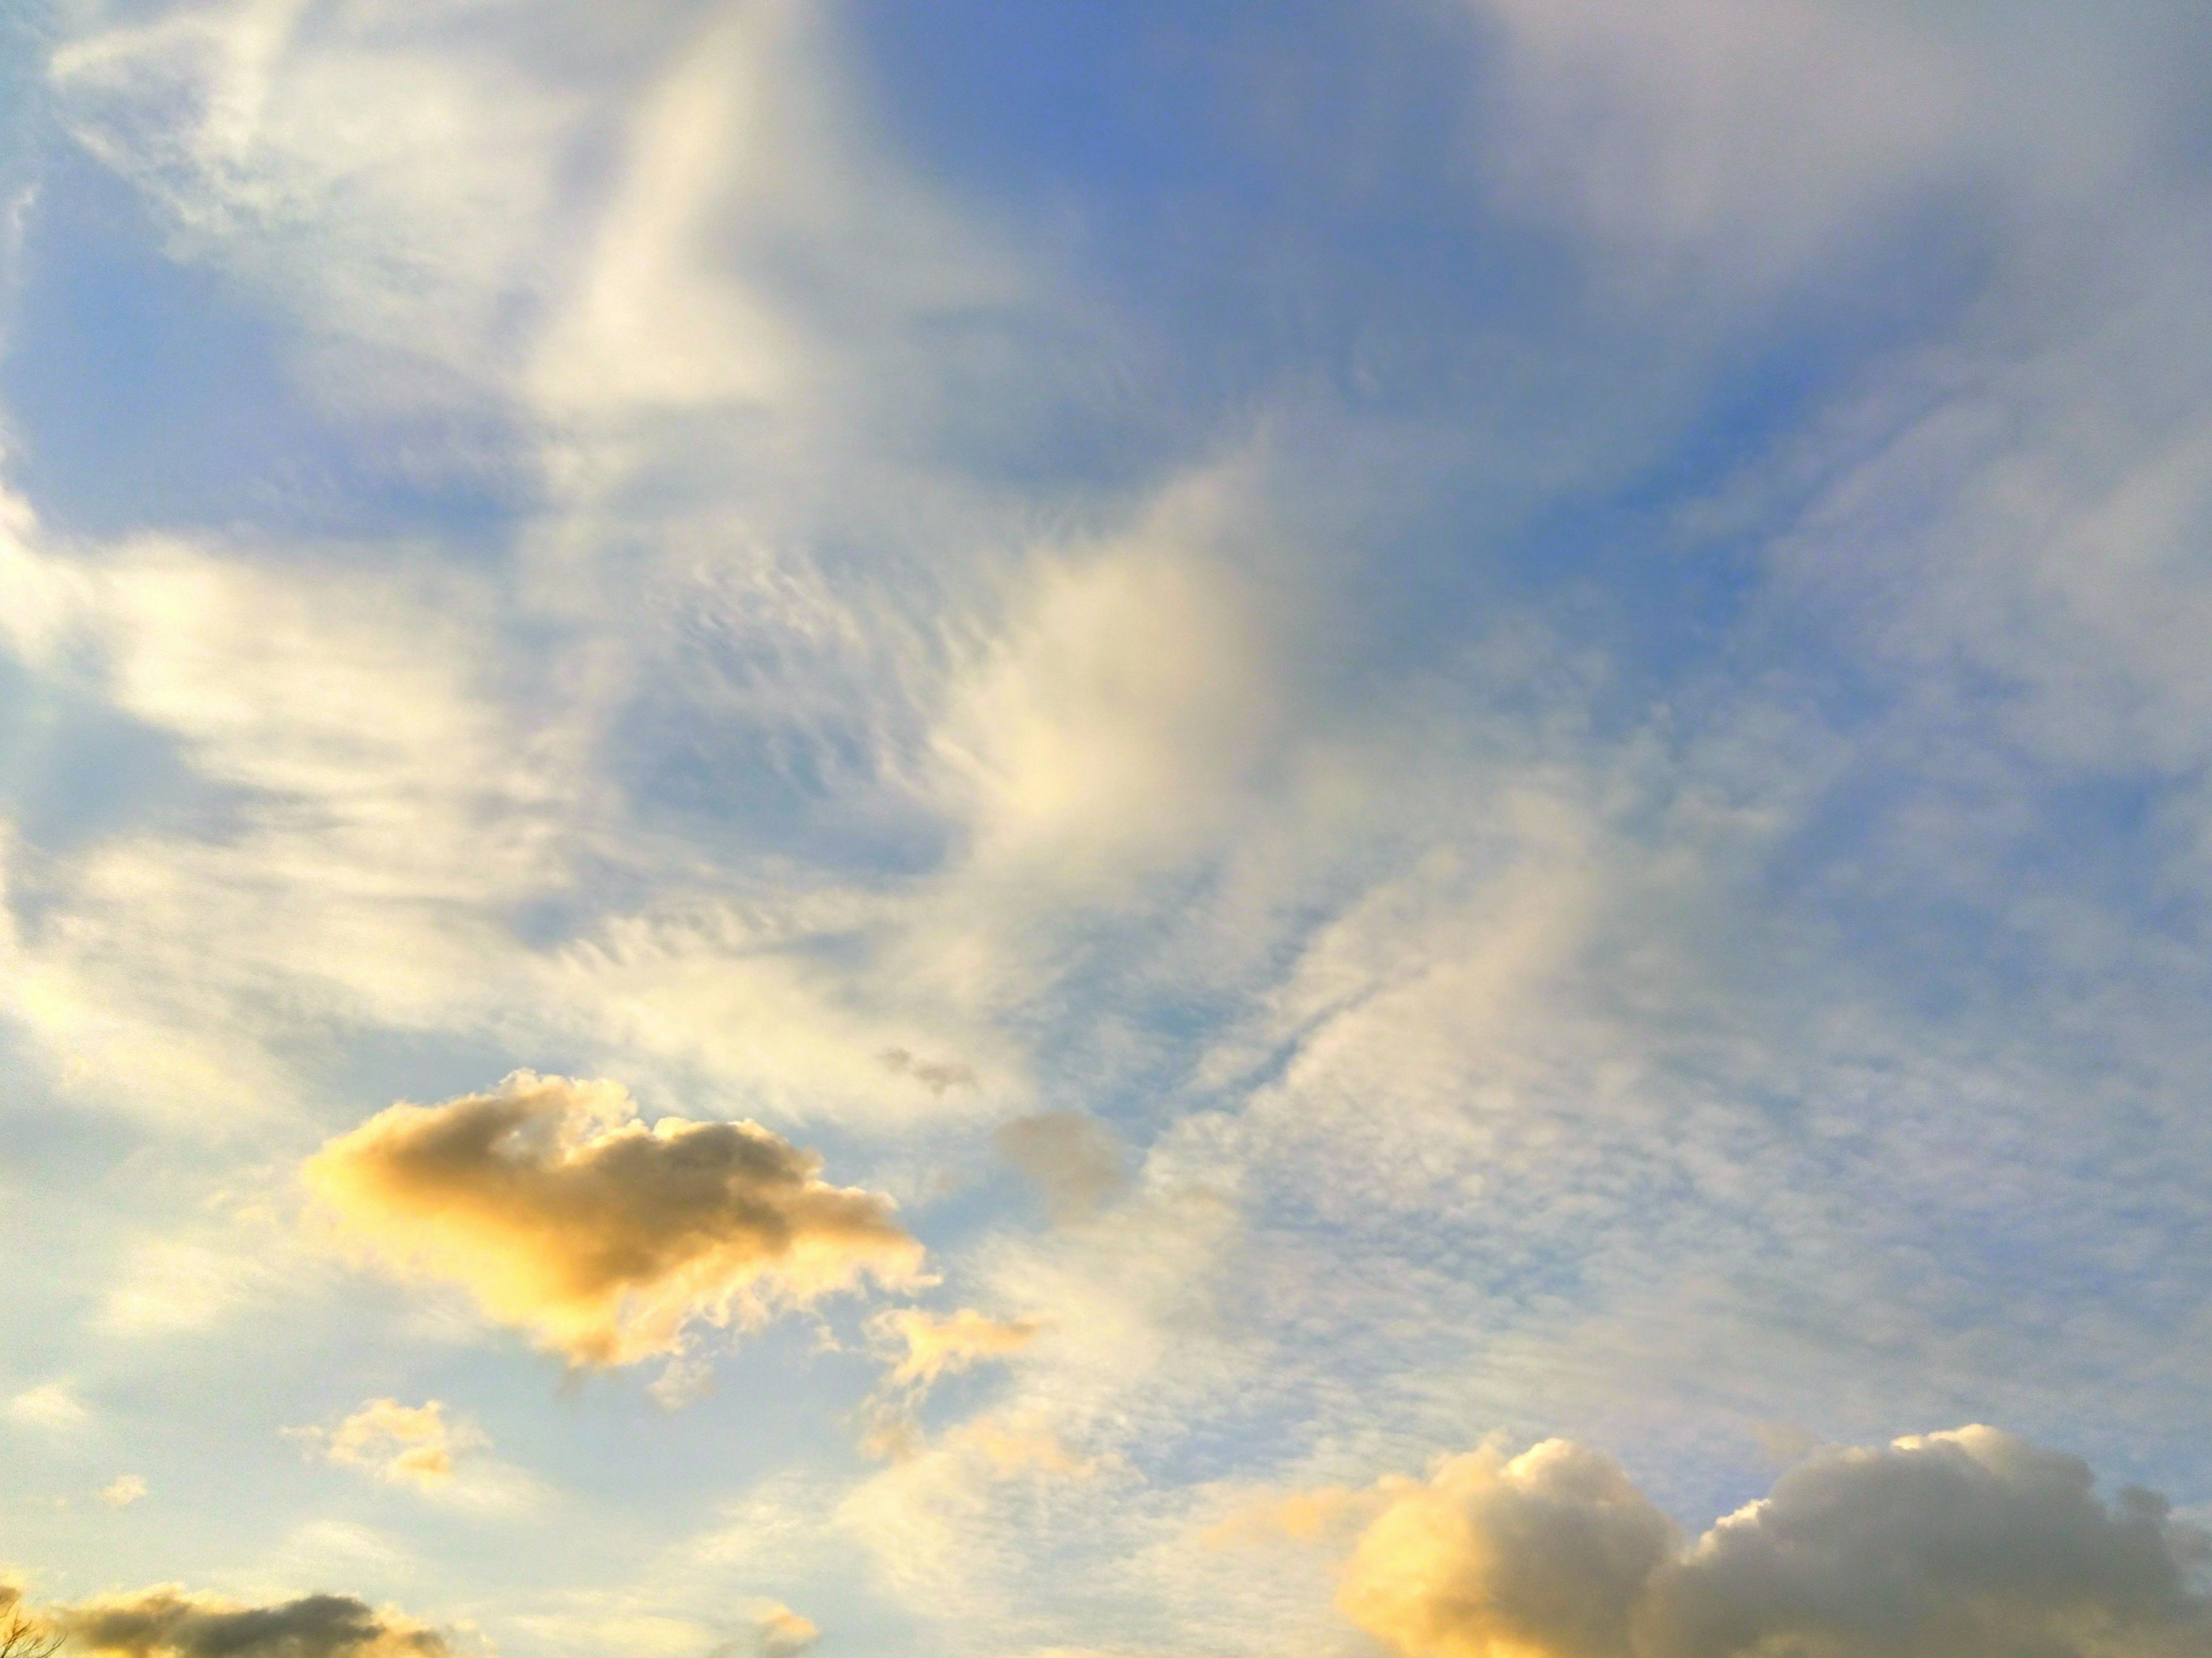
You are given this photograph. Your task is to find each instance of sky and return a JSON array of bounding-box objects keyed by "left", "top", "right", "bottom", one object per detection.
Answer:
[{"left": 3, "top": 2, "right": 2212, "bottom": 1656}]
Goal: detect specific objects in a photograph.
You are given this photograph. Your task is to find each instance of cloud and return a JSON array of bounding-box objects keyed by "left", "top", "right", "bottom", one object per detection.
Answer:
[
  {"left": 878, "top": 1048, "right": 977, "bottom": 1097},
  {"left": 47, "top": 0, "right": 580, "bottom": 400},
  {"left": 100, "top": 1477, "right": 148, "bottom": 1509},
  {"left": 310, "top": 1399, "right": 480, "bottom": 1490},
  {"left": 1339, "top": 1437, "right": 1677, "bottom": 1658},
  {"left": 743, "top": 1602, "right": 817, "bottom": 1658},
  {"left": 931, "top": 471, "right": 1291, "bottom": 887},
  {"left": 1465, "top": 0, "right": 2160, "bottom": 303},
  {"left": 55, "top": 1588, "right": 445, "bottom": 1658},
  {"left": 5, "top": 1383, "right": 89, "bottom": 1433},
  {"left": 305, "top": 1072, "right": 923, "bottom": 1365},
  {"left": 293, "top": 1398, "right": 547, "bottom": 1513},
  {"left": 873, "top": 1308, "right": 1043, "bottom": 1389},
  {"left": 1332, "top": 1426, "right": 2212, "bottom": 1658},
  {"left": 994, "top": 1114, "right": 1125, "bottom": 1225}
]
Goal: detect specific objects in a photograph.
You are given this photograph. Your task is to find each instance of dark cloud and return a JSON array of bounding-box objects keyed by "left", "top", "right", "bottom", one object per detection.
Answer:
[{"left": 59, "top": 1589, "right": 441, "bottom": 1658}]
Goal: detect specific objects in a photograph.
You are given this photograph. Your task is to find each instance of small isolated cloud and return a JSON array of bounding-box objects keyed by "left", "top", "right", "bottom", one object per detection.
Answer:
[
  {"left": 879, "top": 1048, "right": 977, "bottom": 1096},
  {"left": 309, "top": 1399, "right": 480, "bottom": 1490},
  {"left": 874, "top": 1308, "right": 1043, "bottom": 1388},
  {"left": 1331, "top": 1425, "right": 2212, "bottom": 1658},
  {"left": 744, "top": 1602, "right": 817, "bottom": 1658},
  {"left": 994, "top": 1112, "right": 1125, "bottom": 1224},
  {"left": 100, "top": 1477, "right": 147, "bottom": 1509},
  {"left": 305, "top": 1072, "right": 923, "bottom": 1366},
  {"left": 5, "top": 1383, "right": 89, "bottom": 1433},
  {"left": 56, "top": 1587, "right": 445, "bottom": 1658}
]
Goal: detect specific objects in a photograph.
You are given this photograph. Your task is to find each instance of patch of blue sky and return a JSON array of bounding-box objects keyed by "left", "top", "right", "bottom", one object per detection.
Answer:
[{"left": 3, "top": 143, "right": 529, "bottom": 548}]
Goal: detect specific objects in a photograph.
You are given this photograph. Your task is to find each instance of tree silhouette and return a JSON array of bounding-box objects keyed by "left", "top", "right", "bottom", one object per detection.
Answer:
[{"left": 0, "top": 1604, "right": 63, "bottom": 1658}]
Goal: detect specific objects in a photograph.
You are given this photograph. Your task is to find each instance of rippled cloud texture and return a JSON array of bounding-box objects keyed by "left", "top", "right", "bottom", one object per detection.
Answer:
[{"left": 3, "top": 1, "right": 2211, "bottom": 1654}]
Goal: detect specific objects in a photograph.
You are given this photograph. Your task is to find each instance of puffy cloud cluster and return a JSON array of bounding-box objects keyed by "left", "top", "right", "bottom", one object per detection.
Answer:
[
  {"left": 57, "top": 1588, "right": 443, "bottom": 1658},
  {"left": 306, "top": 1073, "right": 922, "bottom": 1365},
  {"left": 1340, "top": 1438, "right": 1677, "bottom": 1658},
  {"left": 1337, "top": 1426, "right": 2212, "bottom": 1658}
]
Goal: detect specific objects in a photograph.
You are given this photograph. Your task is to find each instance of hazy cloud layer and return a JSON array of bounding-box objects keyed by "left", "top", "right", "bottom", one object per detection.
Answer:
[{"left": 306, "top": 1073, "right": 922, "bottom": 1364}]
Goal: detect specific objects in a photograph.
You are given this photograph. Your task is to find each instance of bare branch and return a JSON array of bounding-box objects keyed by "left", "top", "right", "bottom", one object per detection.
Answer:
[{"left": 0, "top": 1607, "right": 65, "bottom": 1658}]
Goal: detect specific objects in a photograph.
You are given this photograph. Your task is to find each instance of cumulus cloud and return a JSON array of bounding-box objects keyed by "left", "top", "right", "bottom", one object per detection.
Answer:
[
  {"left": 994, "top": 1113, "right": 1125, "bottom": 1225},
  {"left": 1332, "top": 1426, "right": 2212, "bottom": 1658},
  {"left": 305, "top": 1072, "right": 922, "bottom": 1365},
  {"left": 100, "top": 1477, "right": 148, "bottom": 1509},
  {"left": 1340, "top": 1437, "right": 1677, "bottom": 1658},
  {"left": 55, "top": 1588, "right": 444, "bottom": 1658}
]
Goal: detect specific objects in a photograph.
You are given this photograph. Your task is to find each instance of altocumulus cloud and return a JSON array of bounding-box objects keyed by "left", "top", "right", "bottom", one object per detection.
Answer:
[
  {"left": 1331, "top": 1426, "right": 2212, "bottom": 1658},
  {"left": 306, "top": 1072, "right": 922, "bottom": 1365}
]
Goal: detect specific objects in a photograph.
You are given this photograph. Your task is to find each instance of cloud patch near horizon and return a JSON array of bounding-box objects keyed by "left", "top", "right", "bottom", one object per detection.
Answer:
[
  {"left": 1330, "top": 1425, "right": 2212, "bottom": 1658},
  {"left": 48, "top": 1586, "right": 445, "bottom": 1658},
  {"left": 306, "top": 1072, "right": 923, "bottom": 1365}
]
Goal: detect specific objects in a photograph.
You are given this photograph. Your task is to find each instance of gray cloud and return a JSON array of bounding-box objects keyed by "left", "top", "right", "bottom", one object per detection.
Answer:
[
  {"left": 57, "top": 1588, "right": 442, "bottom": 1658},
  {"left": 1337, "top": 1426, "right": 2212, "bottom": 1658},
  {"left": 994, "top": 1112, "right": 1125, "bottom": 1225}
]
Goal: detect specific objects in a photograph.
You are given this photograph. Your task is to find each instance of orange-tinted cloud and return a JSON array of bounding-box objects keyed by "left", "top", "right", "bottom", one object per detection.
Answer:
[
  {"left": 319, "top": 1399, "right": 476, "bottom": 1487},
  {"left": 1340, "top": 1439, "right": 1675, "bottom": 1658},
  {"left": 306, "top": 1072, "right": 922, "bottom": 1365}
]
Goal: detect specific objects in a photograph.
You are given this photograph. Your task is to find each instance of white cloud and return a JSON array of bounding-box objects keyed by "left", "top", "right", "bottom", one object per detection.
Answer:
[
  {"left": 6, "top": 1382, "right": 91, "bottom": 1433},
  {"left": 1467, "top": 0, "right": 2160, "bottom": 298},
  {"left": 930, "top": 468, "right": 1291, "bottom": 889},
  {"left": 47, "top": 0, "right": 581, "bottom": 402}
]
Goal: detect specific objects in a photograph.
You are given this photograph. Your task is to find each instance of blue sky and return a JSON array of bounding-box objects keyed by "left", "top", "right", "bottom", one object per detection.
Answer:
[{"left": 4, "top": 3, "right": 2212, "bottom": 1656}]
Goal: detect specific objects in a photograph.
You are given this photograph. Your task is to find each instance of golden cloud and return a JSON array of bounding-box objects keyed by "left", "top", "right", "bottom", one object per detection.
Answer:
[
  {"left": 1331, "top": 1426, "right": 2212, "bottom": 1658},
  {"left": 874, "top": 1308, "right": 1043, "bottom": 1388},
  {"left": 749, "top": 1603, "right": 819, "bottom": 1657},
  {"left": 306, "top": 1072, "right": 922, "bottom": 1365},
  {"left": 320, "top": 1399, "right": 476, "bottom": 1488}
]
